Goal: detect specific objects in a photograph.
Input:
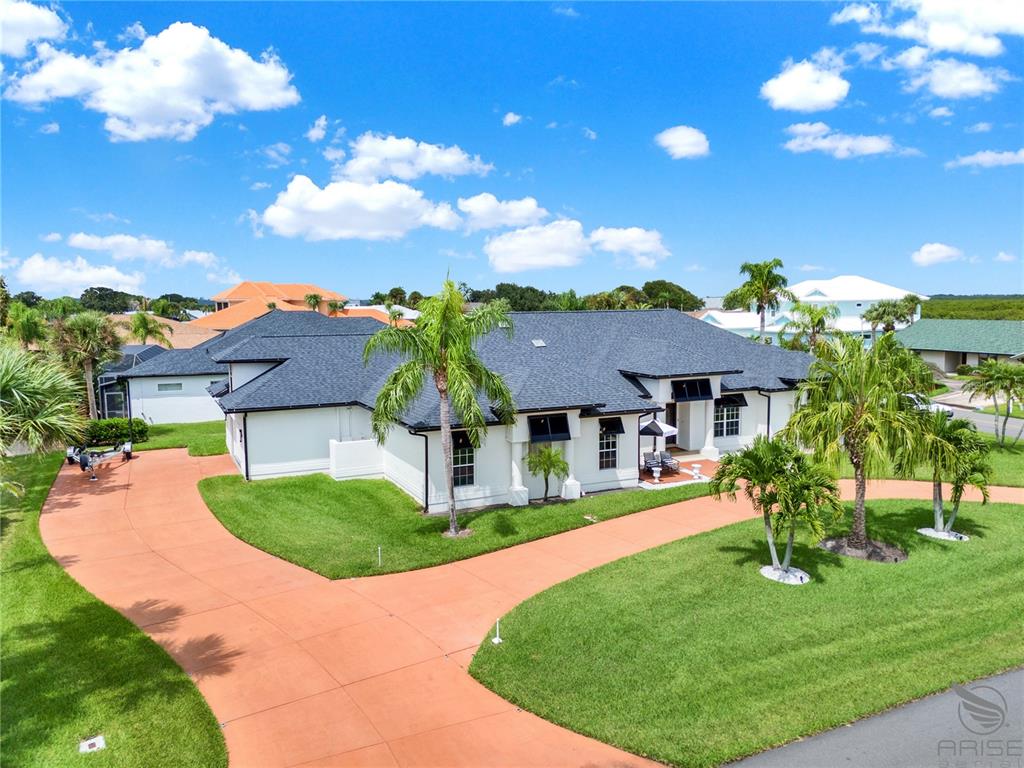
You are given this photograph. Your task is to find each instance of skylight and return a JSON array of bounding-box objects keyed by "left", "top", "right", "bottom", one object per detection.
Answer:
[{"left": 531, "top": 339, "right": 546, "bottom": 347}]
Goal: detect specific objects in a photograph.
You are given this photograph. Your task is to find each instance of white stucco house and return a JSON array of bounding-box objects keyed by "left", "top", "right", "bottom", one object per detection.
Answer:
[
  {"left": 206, "top": 309, "right": 811, "bottom": 513},
  {"left": 700, "top": 274, "right": 928, "bottom": 341}
]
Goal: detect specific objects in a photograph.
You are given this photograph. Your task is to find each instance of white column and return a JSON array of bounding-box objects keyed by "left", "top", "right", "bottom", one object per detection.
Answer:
[
  {"left": 560, "top": 439, "right": 582, "bottom": 500},
  {"left": 701, "top": 399, "right": 720, "bottom": 459},
  {"left": 508, "top": 441, "right": 529, "bottom": 506}
]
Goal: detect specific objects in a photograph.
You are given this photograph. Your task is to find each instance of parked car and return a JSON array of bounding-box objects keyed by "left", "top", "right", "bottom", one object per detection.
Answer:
[{"left": 906, "top": 393, "right": 954, "bottom": 418}]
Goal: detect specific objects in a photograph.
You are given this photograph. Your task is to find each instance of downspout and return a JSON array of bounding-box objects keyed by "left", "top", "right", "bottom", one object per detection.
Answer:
[
  {"left": 411, "top": 429, "right": 429, "bottom": 513},
  {"left": 637, "top": 414, "right": 642, "bottom": 469},
  {"left": 242, "top": 412, "right": 251, "bottom": 481},
  {"left": 758, "top": 390, "right": 772, "bottom": 437},
  {"left": 125, "top": 378, "right": 133, "bottom": 442}
]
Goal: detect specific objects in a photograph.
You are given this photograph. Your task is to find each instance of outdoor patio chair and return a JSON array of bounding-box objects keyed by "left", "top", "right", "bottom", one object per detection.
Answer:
[
  {"left": 642, "top": 452, "right": 660, "bottom": 471},
  {"left": 658, "top": 451, "right": 680, "bottom": 472}
]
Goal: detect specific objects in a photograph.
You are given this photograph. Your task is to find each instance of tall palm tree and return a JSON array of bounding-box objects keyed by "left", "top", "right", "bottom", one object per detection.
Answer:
[
  {"left": 50, "top": 311, "right": 121, "bottom": 420},
  {"left": 363, "top": 280, "right": 517, "bottom": 535},
  {"left": 722, "top": 259, "right": 794, "bottom": 338},
  {"left": 0, "top": 343, "right": 86, "bottom": 494},
  {"left": 5, "top": 302, "right": 48, "bottom": 350},
  {"left": 778, "top": 301, "right": 839, "bottom": 351},
  {"left": 783, "top": 334, "right": 931, "bottom": 551},
  {"left": 899, "top": 294, "right": 921, "bottom": 325},
  {"left": 962, "top": 360, "right": 1024, "bottom": 446},
  {"left": 125, "top": 312, "right": 173, "bottom": 346},
  {"left": 861, "top": 300, "right": 903, "bottom": 343},
  {"left": 304, "top": 293, "right": 323, "bottom": 312}
]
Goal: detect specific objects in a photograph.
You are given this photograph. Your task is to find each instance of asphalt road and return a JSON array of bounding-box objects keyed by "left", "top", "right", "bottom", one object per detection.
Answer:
[
  {"left": 949, "top": 404, "right": 1024, "bottom": 438},
  {"left": 731, "top": 669, "right": 1024, "bottom": 768}
]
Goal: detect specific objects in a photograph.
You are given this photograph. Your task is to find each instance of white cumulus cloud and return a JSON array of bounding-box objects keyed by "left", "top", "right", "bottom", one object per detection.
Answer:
[
  {"left": 484, "top": 219, "right": 589, "bottom": 273},
  {"left": 994, "top": 251, "right": 1017, "bottom": 262},
  {"left": 4, "top": 22, "right": 300, "bottom": 141},
  {"left": 261, "top": 142, "right": 292, "bottom": 168},
  {"left": 502, "top": 111, "right": 522, "bottom": 126},
  {"left": 590, "top": 226, "right": 670, "bottom": 269},
  {"left": 911, "top": 242, "right": 964, "bottom": 266},
  {"left": 928, "top": 105, "right": 953, "bottom": 118},
  {"left": 966, "top": 121, "right": 992, "bottom": 133},
  {"left": 760, "top": 58, "right": 850, "bottom": 112},
  {"left": 456, "top": 193, "right": 549, "bottom": 232},
  {"left": 40, "top": 232, "right": 61, "bottom": 242},
  {"left": 0, "top": 0, "right": 66, "bottom": 57},
  {"left": 15, "top": 252, "right": 144, "bottom": 295},
  {"left": 341, "top": 132, "right": 492, "bottom": 182},
  {"left": 261, "top": 174, "right": 460, "bottom": 241},
  {"left": 305, "top": 114, "right": 327, "bottom": 142},
  {"left": 582, "top": 127, "right": 597, "bottom": 140},
  {"left": 905, "top": 58, "right": 1012, "bottom": 99},
  {"left": 944, "top": 147, "right": 1024, "bottom": 169},
  {"left": 249, "top": 181, "right": 271, "bottom": 190},
  {"left": 655, "top": 125, "right": 710, "bottom": 159},
  {"left": 783, "top": 122, "right": 908, "bottom": 159},
  {"left": 39, "top": 120, "right": 59, "bottom": 134},
  {"left": 66, "top": 232, "right": 229, "bottom": 272}
]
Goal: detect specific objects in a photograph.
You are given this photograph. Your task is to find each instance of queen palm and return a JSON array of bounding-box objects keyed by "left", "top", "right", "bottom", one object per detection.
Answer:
[
  {"left": 50, "top": 311, "right": 121, "bottom": 420},
  {"left": 0, "top": 343, "right": 86, "bottom": 494},
  {"left": 363, "top": 280, "right": 516, "bottom": 536},
  {"left": 527, "top": 445, "right": 569, "bottom": 501},
  {"left": 125, "top": 312, "right": 173, "bottom": 346},
  {"left": 304, "top": 293, "right": 322, "bottom": 312},
  {"left": 722, "top": 259, "right": 794, "bottom": 338},
  {"left": 962, "top": 360, "right": 1024, "bottom": 446},
  {"left": 778, "top": 301, "right": 839, "bottom": 351},
  {"left": 945, "top": 437, "right": 992, "bottom": 535},
  {"left": 783, "top": 334, "right": 930, "bottom": 551},
  {"left": 5, "top": 303, "right": 48, "bottom": 350},
  {"left": 773, "top": 452, "right": 843, "bottom": 573}
]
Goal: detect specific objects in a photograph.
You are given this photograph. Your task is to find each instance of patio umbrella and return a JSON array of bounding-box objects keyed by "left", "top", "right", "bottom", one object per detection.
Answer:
[{"left": 639, "top": 418, "right": 678, "bottom": 453}]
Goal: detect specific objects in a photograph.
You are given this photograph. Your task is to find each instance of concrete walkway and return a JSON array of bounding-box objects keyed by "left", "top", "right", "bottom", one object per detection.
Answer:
[{"left": 40, "top": 450, "right": 1024, "bottom": 768}]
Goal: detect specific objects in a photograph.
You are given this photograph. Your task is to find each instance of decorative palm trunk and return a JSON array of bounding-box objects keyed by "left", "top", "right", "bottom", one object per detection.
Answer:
[
  {"left": 932, "top": 479, "right": 944, "bottom": 530},
  {"left": 543, "top": 474, "right": 550, "bottom": 501},
  {"left": 435, "top": 374, "right": 459, "bottom": 535},
  {"left": 761, "top": 507, "right": 781, "bottom": 569},
  {"left": 758, "top": 305, "right": 766, "bottom": 338},
  {"left": 991, "top": 396, "right": 1001, "bottom": 443},
  {"left": 944, "top": 501, "right": 961, "bottom": 533},
  {"left": 781, "top": 523, "right": 796, "bottom": 572},
  {"left": 849, "top": 455, "right": 868, "bottom": 550},
  {"left": 83, "top": 359, "right": 98, "bottom": 420},
  {"left": 1000, "top": 397, "right": 1012, "bottom": 447}
]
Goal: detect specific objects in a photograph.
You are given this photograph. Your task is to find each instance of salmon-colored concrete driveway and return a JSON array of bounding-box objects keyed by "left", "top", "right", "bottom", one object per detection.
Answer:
[{"left": 40, "top": 450, "right": 1023, "bottom": 768}]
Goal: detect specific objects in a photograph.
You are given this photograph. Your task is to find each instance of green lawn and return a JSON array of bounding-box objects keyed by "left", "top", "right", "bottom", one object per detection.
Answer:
[
  {"left": 199, "top": 475, "right": 710, "bottom": 578},
  {"left": 470, "top": 499, "right": 1024, "bottom": 768},
  {"left": 134, "top": 421, "right": 226, "bottom": 457},
  {"left": 0, "top": 454, "right": 226, "bottom": 768},
  {"left": 979, "top": 403, "right": 1024, "bottom": 419},
  {"left": 839, "top": 432, "right": 1023, "bottom": 486}
]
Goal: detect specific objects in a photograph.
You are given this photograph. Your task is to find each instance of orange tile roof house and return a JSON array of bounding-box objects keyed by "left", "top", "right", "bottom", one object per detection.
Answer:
[{"left": 192, "top": 281, "right": 347, "bottom": 331}]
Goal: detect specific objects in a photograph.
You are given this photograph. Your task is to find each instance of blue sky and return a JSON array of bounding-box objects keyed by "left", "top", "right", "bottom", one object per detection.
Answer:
[{"left": 2, "top": 0, "right": 1022, "bottom": 301}]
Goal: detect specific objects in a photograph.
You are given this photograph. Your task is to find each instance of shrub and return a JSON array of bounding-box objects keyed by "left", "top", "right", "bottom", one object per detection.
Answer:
[
  {"left": 84, "top": 418, "right": 149, "bottom": 446},
  {"left": 956, "top": 364, "right": 976, "bottom": 376}
]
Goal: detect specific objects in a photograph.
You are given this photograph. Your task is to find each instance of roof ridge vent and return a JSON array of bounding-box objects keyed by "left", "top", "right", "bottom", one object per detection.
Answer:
[{"left": 531, "top": 339, "right": 546, "bottom": 347}]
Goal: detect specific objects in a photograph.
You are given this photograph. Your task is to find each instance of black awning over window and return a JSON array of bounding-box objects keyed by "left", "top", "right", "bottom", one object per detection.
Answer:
[
  {"left": 452, "top": 431, "right": 473, "bottom": 450},
  {"left": 672, "top": 378, "right": 713, "bottom": 402},
  {"left": 599, "top": 417, "right": 625, "bottom": 435},
  {"left": 715, "top": 393, "right": 748, "bottom": 407},
  {"left": 528, "top": 414, "right": 571, "bottom": 443}
]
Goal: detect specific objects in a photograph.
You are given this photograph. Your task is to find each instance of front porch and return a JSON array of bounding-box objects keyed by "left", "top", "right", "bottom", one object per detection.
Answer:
[{"left": 638, "top": 450, "right": 719, "bottom": 489}]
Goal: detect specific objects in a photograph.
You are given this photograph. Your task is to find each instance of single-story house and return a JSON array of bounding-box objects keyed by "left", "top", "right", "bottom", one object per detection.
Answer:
[
  {"left": 193, "top": 281, "right": 346, "bottom": 331},
  {"left": 122, "top": 311, "right": 383, "bottom": 423},
  {"left": 209, "top": 309, "right": 811, "bottom": 512},
  {"left": 97, "top": 344, "right": 167, "bottom": 419},
  {"left": 895, "top": 319, "right": 1024, "bottom": 373}
]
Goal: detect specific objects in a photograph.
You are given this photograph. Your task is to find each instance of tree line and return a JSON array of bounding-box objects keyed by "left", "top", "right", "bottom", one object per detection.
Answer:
[
  {"left": 5, "top": 285, "right": 213, "bottom": 320},
  {"left": 921, "top": 296, "right": 1024, "bottom": 321}
]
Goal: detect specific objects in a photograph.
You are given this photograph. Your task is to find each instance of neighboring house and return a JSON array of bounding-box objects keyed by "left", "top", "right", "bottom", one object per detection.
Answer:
[
  {"left": 191, "top": 281, "right": 346, "bottom": 332},
  {"left": 123, "top": 310, "right": 383, "bottom": 424},
  {"left": 96, "top": 344, "right": 167, "bottom": 419},
  {"left": 210, "top": 310, "right": 810, "bottom": 512},
  {"left": 109, "top": 314, "right": 221, "bottom": 349},
  {"left": 895, "top": 319, "right": 1024, "bottom": 373},
  {"left": 338, "top": 304, "right": 419, "bottom": 327},
  {"left": 699, "top": 274, "right": 928, "bottom": 340}
]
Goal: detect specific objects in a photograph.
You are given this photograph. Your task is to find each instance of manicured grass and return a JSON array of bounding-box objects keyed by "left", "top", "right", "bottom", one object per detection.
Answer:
[
  {"left": 1, "top": 454, "right": 226, "bottom": 768},
  {"left": 839, "top": 432, "right": 1023, "bottom": 487},
  {"left": 199, "top": 475, "right": 710, "bottom": 578},
  {"left": 470, "top": 500, "right": 1024, "bottom": 768},
  {"left": 979, "top": 403, "right": 1024, "bottom": 419},
  {"left": 134, "top": 420, "right": 226, "bottom": 457},
  {"left": 930, "top": 384, "right": 950, "bottom": 397}
]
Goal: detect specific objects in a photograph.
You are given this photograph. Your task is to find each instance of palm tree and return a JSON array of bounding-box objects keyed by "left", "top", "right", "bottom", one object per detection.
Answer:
[
  {"left": 304, "top": 293, "right": 323, "bottom": 312},
  {"left": 5, "top": 302, "right": 48, "bottom": 350},
  {"left": 773, "top": 452, "right": 843, "bottom": 573},
  {"left": 527, "top": 445, "right": 569, "bottom": 501},
  {"left": 266, "top": 301, "right": 277, "bottom": 309},
  {"left": 778, "top": 301, "right": 839, "bottom": 351},
  {"left": 326, "top": 299, "right": 347, "bottom": 316},
  {"left": 125, "top": 312, "right": 173, "bottom": 346},
  {"left": 363, "top": 280, "right": 517, "bottom": 536},
  {"left": 962, "top": 360, "right": 1024, "bottom": 446},
  {"left": 945, "top": 436, "right": 992, "bottom": 534},
  {"left": 899, "top": 294, "right": 921, "bottom": 325},
  {"left": 861, "top": 300, "right": 903, "bottom": 343},
  {"left": 722, "top": 259, "right": 794, "bottom": 338},
  {"left": 783, "top": 334, "right": 931, "bottom": 551},
  {"left": 50, "top": 311, "right": 121, "bottom": 420},
  {"left": 0, "top": 343, "right": 86, "bottom": 494}
]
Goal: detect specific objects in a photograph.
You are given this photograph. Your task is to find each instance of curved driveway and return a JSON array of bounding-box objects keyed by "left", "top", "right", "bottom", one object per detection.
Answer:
[{"left": 40, "top": 450, "right": 1023, "bottom": 768}]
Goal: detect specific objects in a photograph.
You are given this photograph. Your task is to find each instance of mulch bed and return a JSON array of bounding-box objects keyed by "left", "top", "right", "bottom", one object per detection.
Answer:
[{"left": 820, "top": 536, "right": 908, "bottom": 563}]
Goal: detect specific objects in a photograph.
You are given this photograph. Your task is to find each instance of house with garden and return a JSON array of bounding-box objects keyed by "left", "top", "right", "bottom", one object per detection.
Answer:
[{"left": 204, "top": 307, "right": 810, "bottom": 511}]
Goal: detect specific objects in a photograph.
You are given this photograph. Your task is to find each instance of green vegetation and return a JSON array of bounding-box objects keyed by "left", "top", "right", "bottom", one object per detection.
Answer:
[
  {"left": 722, "top": 258, "right": 794, "bottom": 337},
  {"left": 922, "top": 296, "right": 1024, "bottom": 321},
  {"left": 1, "top": 454, "right": 226, "bottom": 768},
  {"left": 980, "top": 402, "right": 1024, "bottom": 419},
  {"left": 471, "top": 499, "right": 1024, "bottom": 768},
  {"left": 199, "top": 474, "right": 710, "bottom": 578},
  {"left": 133, "top": 421, "right": 227, "bottom": 457}
]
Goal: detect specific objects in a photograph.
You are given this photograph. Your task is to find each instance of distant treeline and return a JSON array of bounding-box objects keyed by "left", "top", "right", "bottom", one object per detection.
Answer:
[{"left": 922, "top": 296, "right": 1024, "bottom": 321}]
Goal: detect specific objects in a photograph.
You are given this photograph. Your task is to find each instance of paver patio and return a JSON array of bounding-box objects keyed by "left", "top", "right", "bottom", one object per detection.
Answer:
[{"left": 39, "top": 449, "right": 1023, "bottom": 767}]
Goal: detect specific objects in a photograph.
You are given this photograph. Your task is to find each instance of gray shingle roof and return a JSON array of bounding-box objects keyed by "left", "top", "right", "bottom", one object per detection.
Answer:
[{"left": 216, "top": 309, "right": 812, "bottom": 429}]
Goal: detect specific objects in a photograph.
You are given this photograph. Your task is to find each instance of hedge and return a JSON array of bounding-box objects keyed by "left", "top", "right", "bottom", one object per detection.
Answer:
[{"left": 84, "top": 418, "right": 149, "bottom": 446}]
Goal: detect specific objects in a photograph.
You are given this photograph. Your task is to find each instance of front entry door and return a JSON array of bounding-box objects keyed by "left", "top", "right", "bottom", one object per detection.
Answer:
[{"left": 665, "top": 403, "right": 677, "bottom": 446}]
